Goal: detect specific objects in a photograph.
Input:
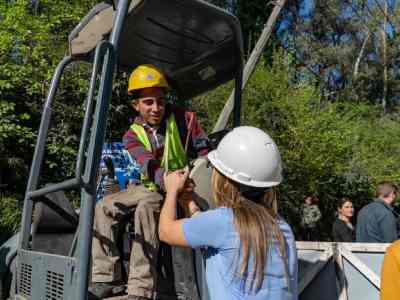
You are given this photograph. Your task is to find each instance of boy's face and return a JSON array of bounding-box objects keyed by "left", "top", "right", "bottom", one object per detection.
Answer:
[{"left": 132, "top": 87, "right": 166, "bottom": 126}]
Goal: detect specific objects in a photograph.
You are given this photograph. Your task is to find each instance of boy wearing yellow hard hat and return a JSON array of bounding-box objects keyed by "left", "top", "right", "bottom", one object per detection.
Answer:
[{"left": 90, "top": 65, "right": 209, "bottom": 300}]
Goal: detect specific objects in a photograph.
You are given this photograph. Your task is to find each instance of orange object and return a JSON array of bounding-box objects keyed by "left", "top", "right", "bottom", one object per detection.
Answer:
[{"left": 380, "top": 240, "right": 400, "bottom": 300}]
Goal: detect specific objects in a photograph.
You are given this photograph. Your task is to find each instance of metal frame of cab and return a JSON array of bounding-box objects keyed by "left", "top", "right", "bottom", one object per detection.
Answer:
[{"left": 15, "top": 1, "right": 244, "bottom": 299}]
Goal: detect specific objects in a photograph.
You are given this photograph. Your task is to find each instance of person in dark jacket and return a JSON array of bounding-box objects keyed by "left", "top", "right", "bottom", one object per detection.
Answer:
[
  {"left": 332, "top": 197, "right": 355, "bottom": 242},
  {"left": 356, "top": 181, "right": 398, "bottom": 243}
]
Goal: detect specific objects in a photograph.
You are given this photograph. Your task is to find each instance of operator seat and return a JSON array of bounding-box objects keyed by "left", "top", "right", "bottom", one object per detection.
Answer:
[{"left": 31, "top": 190, "right": 78, "bottom": 256}]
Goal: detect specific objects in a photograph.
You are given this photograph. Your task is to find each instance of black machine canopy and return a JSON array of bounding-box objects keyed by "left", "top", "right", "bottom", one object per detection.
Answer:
[{"left": 69, "top": 0, "right": 244, "bottom": 99}]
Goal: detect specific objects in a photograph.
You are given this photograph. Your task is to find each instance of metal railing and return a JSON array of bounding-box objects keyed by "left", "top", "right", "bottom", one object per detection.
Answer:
[{"left": 297, "top": 241, "right": 390, "bottom": 300}]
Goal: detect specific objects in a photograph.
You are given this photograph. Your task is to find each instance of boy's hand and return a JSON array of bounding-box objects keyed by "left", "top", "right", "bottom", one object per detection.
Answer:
[
  {"left": 179, "top": 190, "right": 200, "bottom": 216},
  {"left": 163, "top": 166, "right": 190, "bottom": 195}
]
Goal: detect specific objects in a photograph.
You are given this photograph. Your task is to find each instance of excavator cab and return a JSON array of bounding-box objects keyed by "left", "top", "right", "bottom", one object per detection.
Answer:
[{"left": 9, "top": 1, "right": 244, "bottom": 299}]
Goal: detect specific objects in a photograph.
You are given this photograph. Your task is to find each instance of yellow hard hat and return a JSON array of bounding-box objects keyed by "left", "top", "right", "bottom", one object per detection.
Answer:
[{"left": 128, "top": 64, "right": 170, "bottom": 95}]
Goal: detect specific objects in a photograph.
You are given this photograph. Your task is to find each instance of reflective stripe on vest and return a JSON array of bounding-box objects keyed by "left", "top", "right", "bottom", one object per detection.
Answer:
[{"left": 131, "top": 114, "right": 187, "bottom": 191}]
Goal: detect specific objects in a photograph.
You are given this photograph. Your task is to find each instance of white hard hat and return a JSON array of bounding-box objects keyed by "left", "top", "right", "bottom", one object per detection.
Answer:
[{"left": 208, "top": 126, "right": 282, "bottom": 188}]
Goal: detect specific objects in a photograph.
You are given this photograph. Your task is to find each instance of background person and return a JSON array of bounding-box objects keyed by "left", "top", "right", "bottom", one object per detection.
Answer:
[
  {"left": 356, "top": 181, "right": 398, "bottom": 243},
  {"left": 300, "top": 194, "right": 322, "bottom": 241},
  {"left": 159, "top": 126, "right": 298, "bottom": 300},
  {"left": 332, "top": 197, "right": 355, "bottom": 242}
]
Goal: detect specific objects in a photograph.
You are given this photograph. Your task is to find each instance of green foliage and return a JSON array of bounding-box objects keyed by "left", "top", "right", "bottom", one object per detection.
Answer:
[
  {"left": 195, "top": 51, "right": 400, "bottom": 239},
  {"left": 1, "top": 1, "right": 400, "bottom": 243},
  {"left": 0, "top": 1, "right": 101, "bottom": 239},
  {"left": 242, "top": 58, "right": 360, "bottom": 238},
  {"left": 284, "top": 0, "right": 400, "bottom": 110},
  {"left": 191, "top": 81, "right": 233, "bottom": 132},
  {"left": 0, "top": 1, "right": 99, "bottom": 188},
  {"left": 0, "top": 195, "right": 21, "bottom": 244},
  {"left": 0, "top": 1, "right": 135, "bottom": 241},
  {"left": 0, "top": 100, "right": 34, "bottom": 192}
]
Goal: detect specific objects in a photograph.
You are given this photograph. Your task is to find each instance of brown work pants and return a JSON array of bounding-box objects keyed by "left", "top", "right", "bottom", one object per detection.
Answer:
[{"left": 91, "top": 184, "right": 163, "bottom": 298}]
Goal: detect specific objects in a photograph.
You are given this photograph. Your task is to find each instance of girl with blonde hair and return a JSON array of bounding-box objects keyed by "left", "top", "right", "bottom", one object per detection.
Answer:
[{"left": 159, "top": 126, "right": 298, "bottom": 299}]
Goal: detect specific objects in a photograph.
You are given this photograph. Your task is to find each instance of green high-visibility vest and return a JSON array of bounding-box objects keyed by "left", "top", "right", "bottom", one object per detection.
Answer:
[{"left": 131, "top": 114, "right": 187, "bottom": 191}]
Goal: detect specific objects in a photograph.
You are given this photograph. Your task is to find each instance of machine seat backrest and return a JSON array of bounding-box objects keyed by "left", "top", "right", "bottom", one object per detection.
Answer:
[{"left": 31, "top": 190, "right": 78, "bottom": 255}]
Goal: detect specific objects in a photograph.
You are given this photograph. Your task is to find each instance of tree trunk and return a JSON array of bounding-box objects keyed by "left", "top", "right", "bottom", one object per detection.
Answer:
[
  {"left": 353, "top": 31, "right": 370, "bottom": 79},
  {"left": 381, "top": 0, "right": 388, "bottom": 113}
]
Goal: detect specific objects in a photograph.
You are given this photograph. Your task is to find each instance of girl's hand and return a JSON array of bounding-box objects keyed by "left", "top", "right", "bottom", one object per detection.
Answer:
[{"left": 164, "top": 166, "right": 190, "bottom": 195}]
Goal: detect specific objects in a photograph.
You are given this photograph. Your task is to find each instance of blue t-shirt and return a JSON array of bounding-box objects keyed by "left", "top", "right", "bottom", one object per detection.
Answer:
[{"left": 183, "top": 207, "right": 298, "bottom": 300}]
